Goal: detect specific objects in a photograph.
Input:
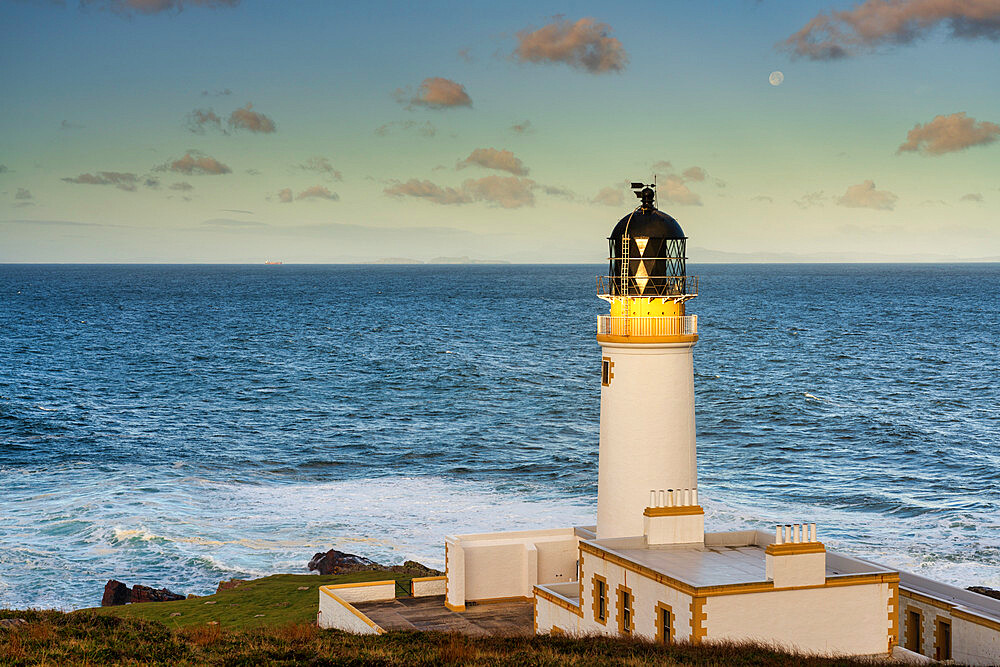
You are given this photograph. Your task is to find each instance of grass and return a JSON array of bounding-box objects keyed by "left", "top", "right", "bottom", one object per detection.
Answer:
[
  {"left": 0, "top": 610, "right": 897, "bottom": 666},
  {"left": 0, "top": 573, "right": 897, "bottom": 665},
  {"left": 86, "top": 572, "right": 415, "bottom": 630}
]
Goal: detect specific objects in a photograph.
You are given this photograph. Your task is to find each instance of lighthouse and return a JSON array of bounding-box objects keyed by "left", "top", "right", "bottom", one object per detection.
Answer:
[{"left": 596, "top": 183, "right": 699, "bottom": 539}]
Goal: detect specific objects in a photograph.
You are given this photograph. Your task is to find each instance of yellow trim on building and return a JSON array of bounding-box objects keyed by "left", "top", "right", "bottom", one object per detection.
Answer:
[
  {"left": 900, "top": 588, "right": 1000, "bottom": 633},
  {"left": 534, "top": 585, "right": 583, "bottom": 618},
  {"left": 591, "top": 574, "right": 609, "bottom": 625},
  {"left": 444, "top": 601, "right": 466, "bottom": 612},
  {"left": 318, "top": 586, "right": 386, "bottom": 634},
  {"left": 655, "top": 601, "right": 674, "bottom": 644},
  {"left": 323, "top": 580, "right": 396, "bottom": 590},
  {"left": 616, "top": 583, "right": 635, "bottom": 636},
  {"left": 643, "top": 505, "right": 704, "bottom": 518},
  {"left": 764, "top": 542, "right": 826, "bottom": 556},
  {"left": 952, "top": 608, "right": 1000, "bottom": 633},
  {"left": 468, "top": 596, "right": 533, "bottom": 605},
  {"left": 411, "top": 575, "right": 446, "bottom": 583},
  {"left": 888, "top": 582, "right": 899, "bottom": 654},
  {"left": 690, "top": 597, "right": 707, "bottom": 644}
]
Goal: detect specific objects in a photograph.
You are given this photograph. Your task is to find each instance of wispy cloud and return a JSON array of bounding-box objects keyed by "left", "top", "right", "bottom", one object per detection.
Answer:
[
  {"left": 201, "top": 88, "right": 233, "bottom": 97},
  {"left": 277, "top": 188, "right": 292, "bottom": 203},
  {"left": 185, "top": 108, "right": 223, "bottom": 134},
  {"left": 81, "top": 0, "right": 242, "bottom": 16},
  {"left": 514, "top": 17, "right": 628, "bottom": 73},
  {"left": 61, "top": 171, "right": 141, "bottom": 191},
  {"left": 457, "top": 148, "right": 529, "bottom": 176},
  {"left": 780, "top": 0, "right": 1000, "bottom": 60},
  {"left": 170, "top": 182, "right": 194, "bottom": 191},
  {"left": 752, "top": 195, "right": 775, "bottom": 203},
  {"left": 0, "top": 165, "right": 8, "bottom": 174},
  {"left": 296, "top": 185, "right": 338, "bottom": 201},
  {"left": 510, "top": 120, "right": 534, "bottom": 134},
  {"left": 159, "top": 151, "right": 231, "bottom": 175},
  {"left": 961, "top": 192, "right": 984, "bottom": 201},
  {"left": 374, "top": 120, "right": 437, "bottom": 137},
  {"left": 295, "top": 157, "right": 342, "bottom": 181},
  {"left": 228, "top": 103, "right": 276, "bottom": 133},
  {"left": 202, "top": 217, "right": 268, "bottom": 227},
  {"left": 394, "top": 77, "right": 472, "bottom": 110},
  {"left": 60, "top": 120, "right": 84, "bottom": 130},
  {"left": 651, "top": 162, "right": 714, "bottom": 206},
  {"left": 591, "top": 186, "right": 624, "bottom": 207},
  {"left": 795, "top": 191, "right": 828, "bottom": 209},
  {"left": 15, "top": 188, "right": 32, "bottom": 200},
  {"left": 897, "top": 112, "right": 1000, "bottom": 155},
  {"left": 837, "top": 180, "right": 898, "bottom": 210},
  {"left": 384, "top": 175, "right": 538, "bottom": 208}
]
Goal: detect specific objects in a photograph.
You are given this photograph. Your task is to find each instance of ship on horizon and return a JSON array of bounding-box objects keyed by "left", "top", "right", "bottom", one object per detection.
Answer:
[{"left": 264, "top": 260, "right": 283, "bottom": 265}]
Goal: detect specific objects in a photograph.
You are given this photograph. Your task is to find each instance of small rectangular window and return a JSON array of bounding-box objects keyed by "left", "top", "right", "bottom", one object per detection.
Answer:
[
  {"left": 598, "top": 580, "right": 606, "bottom": 620},
  {"left": 935, "top": 618, "right": 951, "bottom": 660},
  {"left": 906, "top": 609, "right": 922, "bottom": 653},
  {"left": 601, "top": 357, "right": 614, "bottom": 386},
  {"left": 657, "top": 604, "right": 673, "bottom": 644},
  {"left": 617, "top": 585, "right": 633, "bottom": 636}
]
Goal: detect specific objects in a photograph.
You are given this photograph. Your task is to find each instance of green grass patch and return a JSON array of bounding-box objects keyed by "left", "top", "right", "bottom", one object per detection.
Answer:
[{"left": 84, "top": 572, "right": 414, "bottom": 630}]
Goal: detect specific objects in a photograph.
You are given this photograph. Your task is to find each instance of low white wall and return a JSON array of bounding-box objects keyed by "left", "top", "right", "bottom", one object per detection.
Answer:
[
  {"left": 317, "top": 586, "right": 386, "bottom": 634},
  {"left": 446, "top": 527, "right": 579, "bottom": 606},
  {"left": 411, "top": 576, "right": 447, "bottom": 597},
  {"left": 325, "top": 580, "right": 396, "bottom": 603}
]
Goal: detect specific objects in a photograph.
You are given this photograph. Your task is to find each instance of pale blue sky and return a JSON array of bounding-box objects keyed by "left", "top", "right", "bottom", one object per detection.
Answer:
[{"left": 1, "top": 0, "right": 998, "bottom": 262}]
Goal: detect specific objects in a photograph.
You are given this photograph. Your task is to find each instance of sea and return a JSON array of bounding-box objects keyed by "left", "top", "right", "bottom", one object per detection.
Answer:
[{"left": 1, "top": 263, "right": 998, "bottom": 610}]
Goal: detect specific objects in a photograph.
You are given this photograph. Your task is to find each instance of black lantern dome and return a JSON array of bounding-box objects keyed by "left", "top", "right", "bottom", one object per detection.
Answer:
[{"left": 607, "top": 185, "right": 688, "bottom": 297}]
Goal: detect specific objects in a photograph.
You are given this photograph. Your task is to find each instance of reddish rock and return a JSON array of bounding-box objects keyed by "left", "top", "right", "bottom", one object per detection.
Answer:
[
  {"left": 101, "top": 580, "right": 131, "bottom": 606},
  {"left": 216, "top": 578, "right": 246, "bottom": 593},
  {"left": 131, "top": 584, "right": 184, "bottom": 603}
]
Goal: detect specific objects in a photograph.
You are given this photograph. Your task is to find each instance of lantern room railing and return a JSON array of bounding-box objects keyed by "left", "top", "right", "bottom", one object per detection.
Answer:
[
  {"left": 597, "top": 315, "right": 698, "bottom": 338},
  {"left": 596, "top": 275, "right": 698, "bottom": 299}
]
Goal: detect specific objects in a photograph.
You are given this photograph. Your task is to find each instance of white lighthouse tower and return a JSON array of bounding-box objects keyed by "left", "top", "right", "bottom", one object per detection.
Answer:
[{"left": 596, "top": 183, "right": 700, "bottom": 539}]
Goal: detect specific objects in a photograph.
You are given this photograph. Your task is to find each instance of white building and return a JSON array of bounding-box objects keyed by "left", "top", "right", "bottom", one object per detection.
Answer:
[
  {"left": 321, "top": 185, "right": 1000, "bottom": 662},
  {"left": 442, "top": 185, "right": 1000, "bottom": 662}
]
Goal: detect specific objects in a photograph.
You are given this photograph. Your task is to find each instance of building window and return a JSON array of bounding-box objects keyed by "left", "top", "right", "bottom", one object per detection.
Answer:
[
  {"left": 905, "top": 609, "right": 922, "bottom": 654},
  {"left": 935, "top": 618, "right": 951, "bottom": 661},
  {"left": 617, "top": 584, "right": 634, "bottom": 636},
  {"left": 601, "top": 357, "right": 614, "bottom": 386},
  {"left": 592, "top": 575, "right": 608, "bottom": 624},
  {"left": 655, "top": 602, "right": 674, "bottom": 644}
]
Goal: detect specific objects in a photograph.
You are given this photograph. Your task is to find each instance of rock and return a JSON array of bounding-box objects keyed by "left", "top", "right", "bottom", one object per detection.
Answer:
[
  {"left": 0, "top": 618, "right": 28, "bottom": 630},
  {"left": 968, "top": 586, "right": 1000, "bottom": 601},
  {"left": 307, "top": 549, "right": 377, "bottom": 575},
  {"left": 101, "top": 580, "right": 131, "bottom": 607},
  {"left": 216, "top": 578, "right": 246, "bottom": 593},
  {"left": 204, "top": 601, "right": 216, "bottom": 605},
  {"left": 169, "top": 612, "right": 182, "bottom": 617},
  {"left": 297, "top": 586, "right": 309, "bottom": 590},
  {"left": 131, "top": 584, "right": 184, "bottom": 604},
  {"left": 186, "top": 594, "right": 200, "bottom": 599}
]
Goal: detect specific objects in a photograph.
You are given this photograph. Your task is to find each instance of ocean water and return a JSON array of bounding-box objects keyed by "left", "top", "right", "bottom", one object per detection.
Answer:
[{"left": 1, "top": 263, "right": 998, "bottom": 610}]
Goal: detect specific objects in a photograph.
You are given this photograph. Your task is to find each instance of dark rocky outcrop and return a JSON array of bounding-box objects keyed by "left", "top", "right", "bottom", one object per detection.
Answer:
[
  {"left": 130, "top": 584, "right": 184, "bottom": 604},
  {"left": 216, "top": 578, "right": 247, "bottom": 593},
  {"left": 306, "top": 550, "right": 442, "bottom": 577},
  {"left": 968, "top": 585, "right": 1000, "bottom": 601},
  {"left": 101, "top": 580, "right": 131, "bottom": 607},
  {"left": 100, "top": 579, "right": 183, "bottom": 606}
]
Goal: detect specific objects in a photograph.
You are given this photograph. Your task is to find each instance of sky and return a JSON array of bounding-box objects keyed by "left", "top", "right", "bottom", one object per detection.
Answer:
[{"left": 1, "top": 0, "right": 998, "bottom": 263}]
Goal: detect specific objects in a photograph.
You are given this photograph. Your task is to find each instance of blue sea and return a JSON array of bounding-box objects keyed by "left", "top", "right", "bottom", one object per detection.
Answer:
[{"left": 1, "top": 264, "right": 998, "bottom": 610}]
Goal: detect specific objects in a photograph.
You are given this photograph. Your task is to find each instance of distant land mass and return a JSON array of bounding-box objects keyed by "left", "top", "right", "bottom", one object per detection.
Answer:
[
  {"left": 688, "top": 247, "right": 1000, "bottom": 264},
  {"left": 372, "top": 256, "right": 511, "bottom": 265}
]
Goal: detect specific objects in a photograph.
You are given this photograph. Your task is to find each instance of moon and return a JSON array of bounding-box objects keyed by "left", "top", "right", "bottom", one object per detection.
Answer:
[{"left": 769, "top": 71, "right": 784, "bottom": 86}]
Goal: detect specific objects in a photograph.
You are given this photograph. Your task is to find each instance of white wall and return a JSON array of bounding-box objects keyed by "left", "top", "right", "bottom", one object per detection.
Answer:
[
  {"left": 900, "top": 592, "right": 1000, "bottom": 666},
  {"left": 411, "top": 576, "right": 447, "bottom": 597},
  {"left": 317, "top": 586, "right": 386, "bottom": 634}
]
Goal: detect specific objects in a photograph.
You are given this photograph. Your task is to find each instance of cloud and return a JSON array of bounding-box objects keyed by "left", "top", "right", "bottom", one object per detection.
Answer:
[
  {"left": 458, "top": 48, "right": 473, "bottom": 63},
  {"left": 795, "top": 191, "right": 828, "bottom": 208},
  {"left": 897, "top": 112, "right": 1000, "bottom": 155},
  {"left": 295, "top": 156, "right": 342, "bottom": 181},
  {"left": 542, "top": 184, "right": 574, "bottom": 199},
  {"left": 15, "top": 188, "right": 33, "bottom": 200},
  {"left": 228, "top": 103, "right": 276, "bottom": 133},
  {"left": 510, "top": 120, "right": 534, "bottom": 134},
  {"left": 61, "top": 171, "right": 140, "bottom": 191},
  {"left": 384, "top": 175, "right": 537, "bottom": 208},
  {"left": 144, "top": 177, "right": 160, "bottom": 189},
  {"left": 82, "top": 0, "right": 242, "bottom": 16},
  {"left": 458, "top": 148, "right": 529, "bottom": 176},
  {"left": 374, "top": 120, "right": 437, "bottom": 137},
  {"left": 277, "top": 188, "right": 293, "bottom": 203},
  {"left": 659, "top": 174, "right": 702, "bottom": 206},
  {"left": 60, "top": 120, "right": 84, "bottom": 130},
  {"left": 651, "top": 160, "right": 673, "bottom": 172},
  {"left": 296, "top": 185, "right": 338, "bottom": 201},
  {"left": 514, "top": 17, "right": 628, "bottom": 73},
  {"left": 591, "top": 186, "right": 624, "bottom": 207},
  {"left": 682, "top": 166, "right": 707, "bottom": 182},
  {"left": 201, "top": 88, "right": 233, "bottom": 97},
  {"left": 170, "top": 181, "right": 194, "bottom": 191},
  {"left": 780, "top": 0, "right": 1000, "bottom": 60},
  {"left": 961, "top": 192, "right": 984, "bottom": 201},
  {"left": 161, "top": 151, "right": 231, "bottom": 175},
  {"left": 837, "top": 180, "right": 898, "bottom": 210},
  {"left": 395, "top": 77, "right": 472, "bottom": 110},
  {"left": 201, "top": 218, "right": 268, "bottom": 227},
  {"left": 186, "top": 108, "right": 223, "bottom": 134},
  {"left": 0, "top": 165, "right": 7, "bottom": 174},
  {"left": 752, "top": 195, "right": 775, "bottom": 203}
]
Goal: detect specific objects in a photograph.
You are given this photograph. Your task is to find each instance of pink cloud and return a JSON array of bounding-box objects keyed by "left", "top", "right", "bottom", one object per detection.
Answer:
[
  {"left": 591, "top": 186, "right": 624, "bottom": 207},
  {"left": 395, "top": 78, "right": 472, "bottom": 110},
  {"left": 898, "top": 112, "right": 1000, "bottom": 155},
  {"left": 514, "top": 17, "right": 628, "bottom": 73},
  {"left": 164, "top": 152, "right": 231, "bottom": 175},
  {"left": 837, "top": 180, "right": 898, "bottom": 210},
  {"left": 458, "top": 148, "right": 529, "bottom": 176},
  {"left": 781, "top": 0, "right": 1000, "bottom": 60},
  {"left": 384, "top": 175, "right": 537, "bottom": 208},
  {"left": 84, "top": 0, "right": 241, "bottom": 15},
  {"left": 228, "top": 103, "right": 276, "bottom": 133},
  {"left": 296, "top": 185, "right": 338, "bottom": 201}
]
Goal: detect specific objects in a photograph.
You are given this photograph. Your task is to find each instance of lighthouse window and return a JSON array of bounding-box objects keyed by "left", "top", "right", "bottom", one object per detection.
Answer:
[
  {"left": 601, "top": 358, "right": 614, "bottom": 386},
  {"left": 617, "top": 585, "right": 634, "bottom": 635},
  {"left": 592, "top": 575, "right": 608, "bottom": 624},
  {"left": 656, "top": 602, "right": 674, "bottom": 644}
]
